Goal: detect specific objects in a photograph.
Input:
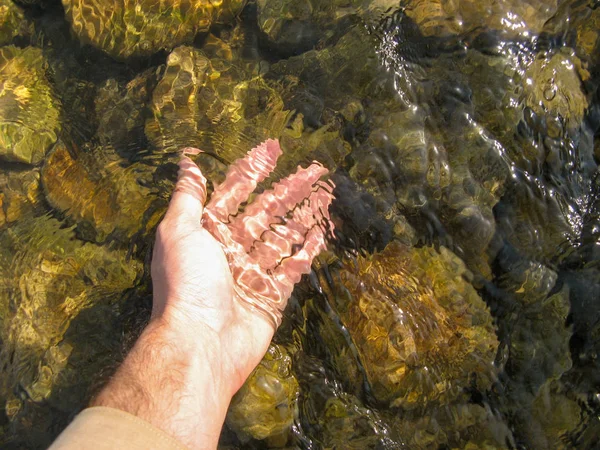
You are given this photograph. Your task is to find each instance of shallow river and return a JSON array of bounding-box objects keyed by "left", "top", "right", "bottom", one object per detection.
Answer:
[{"left": 1, "top": 0, "right": 600, "bottom": 448}]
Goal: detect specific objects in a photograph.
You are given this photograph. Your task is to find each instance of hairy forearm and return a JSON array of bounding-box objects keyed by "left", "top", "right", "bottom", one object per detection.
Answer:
[{"left": 92, "top": 318, "right": 231, "bottom": 449}]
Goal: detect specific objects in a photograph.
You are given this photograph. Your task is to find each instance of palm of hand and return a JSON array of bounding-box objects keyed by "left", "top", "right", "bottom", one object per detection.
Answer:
[{"left": 152, "top": 140, "right": 334, "bottom": 393}]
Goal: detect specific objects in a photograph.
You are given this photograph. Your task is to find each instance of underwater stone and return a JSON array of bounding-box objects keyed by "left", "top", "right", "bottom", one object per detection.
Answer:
[
  {"left": 95, "top": 67, "right": 163, "bottom": 156},
  {"left": 0, "top": 216, "right": 142, "bottom": 440},
  {"left": 274, "top": 113, "right": 351, "bottom": 178},
  {"left": 268, "top": 26, "right": 395, "bottom": 109},
  {"left": 226, "top": 343, "right": 299, "bottom": 444},
  {"left": 510, "top": 379, "right": 582, "bottom": 450},
  {"left": 325, "top": 241, "right": 499, "bottom": 409},
  {"left": 0, "top": 0, "right": 31, "bottom": 46},
  {"left": 292, "top": 348, "right": 404, "bottom": 448},
  {"left": 257, "top": 0, "right": 397, "bottom": 55},
  {"left": 576, "top": 7, "right": 600, "bottom": 67},
  {"left": 495, "top": 179, "right": 579, "bottom": 266},
  {"left": 62, "top": 0, "right": 247, "bottom": 59},
  {"left": 523, "top": 48, "right": 589, "bottom": 129},
  {"left": 145, "top": 44, "right": 290, "bottom": 163},
  {"left": 390, "top": 402, "right": 514, "bottom": 449},
  {"left": 0, "top": 46, "right": 61, "bottom": 165},
  {"left": 351, "top": 102, "right": 510, "bottom": 279},
  {"left": 496, "top": 257, "right": 558, "bottom": 306},
  {"left": 0, "top": 167, "right": 43, "bottom": 226},
  {"left": 506, "top": 285, "right": 572, "bottom": 392},
  {"left": 41, "top": 141, "right": 162, "bottom": 243},
  {"left": 404, "top": 0, "right": 558, "bottom": 38},
  {"left": 257, "top": 0, "right": 322, "bottom": 54}
]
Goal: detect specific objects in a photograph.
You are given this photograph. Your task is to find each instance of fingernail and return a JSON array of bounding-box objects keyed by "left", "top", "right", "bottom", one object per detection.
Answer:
[{"left": 181, "top": 147, "right": 203, "bottom": 156}]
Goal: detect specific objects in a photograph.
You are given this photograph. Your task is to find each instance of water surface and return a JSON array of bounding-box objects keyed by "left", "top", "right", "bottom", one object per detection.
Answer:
[{"left": 1, "top": 0, "right": 600, "bottom": 448}]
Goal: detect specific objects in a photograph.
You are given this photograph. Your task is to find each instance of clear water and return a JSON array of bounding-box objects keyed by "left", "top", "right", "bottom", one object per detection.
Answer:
[{"left": 1, "top": 0, "right": 600, "bottom": 448}]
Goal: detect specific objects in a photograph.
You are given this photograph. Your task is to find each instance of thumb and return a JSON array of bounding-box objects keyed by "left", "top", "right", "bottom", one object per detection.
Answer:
[{"left": 163, "top": 155, "right": 207, "bottom": 227}]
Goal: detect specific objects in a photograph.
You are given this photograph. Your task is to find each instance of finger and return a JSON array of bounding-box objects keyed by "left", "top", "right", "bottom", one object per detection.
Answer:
[
  {"left": 163, "top": 156, "right": 207, "bottom": 226},
  {"left": 229, "top": 163, "right": 330, "bottom": 251},
  {"left": 273, "top": 224, "right": 329, "bottom": 301},
  {"left": 248, "top": 220, "right": 308, "bottom": 271},
  {"left": 181, "top": 146, "right": 202, "bottom": 156},
  {"left": 248, "top": 184, "right": 333, "bottom": 270},
  {"left": 206, "top": 139, "right": 282, "bottom": 222}
]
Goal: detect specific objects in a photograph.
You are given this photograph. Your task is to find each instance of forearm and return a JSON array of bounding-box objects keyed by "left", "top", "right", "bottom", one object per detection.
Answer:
[{"left": 92, "top": 318, "right": 231, "bottom": 450}]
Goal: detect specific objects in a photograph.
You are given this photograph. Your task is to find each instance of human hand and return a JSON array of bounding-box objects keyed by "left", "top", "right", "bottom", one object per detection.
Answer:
[
  {"left": 90, "top": 140, "right": 334, "bottom": 449},
  {"left": 151, "top": 139, "right": 335, "bottom": 396}
]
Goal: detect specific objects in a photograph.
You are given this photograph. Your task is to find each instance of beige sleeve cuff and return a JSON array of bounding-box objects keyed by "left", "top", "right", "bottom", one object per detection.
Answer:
[{"left": 49, "top": 406, "right": 189, "bottom": 450}]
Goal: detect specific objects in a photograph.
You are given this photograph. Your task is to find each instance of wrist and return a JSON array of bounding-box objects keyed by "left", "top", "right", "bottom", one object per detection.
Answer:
[{"left": 93, "top": 317, "right": 233, "bottom": 449}]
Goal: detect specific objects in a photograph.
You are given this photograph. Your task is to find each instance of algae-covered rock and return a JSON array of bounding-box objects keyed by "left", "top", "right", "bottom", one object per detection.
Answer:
[
  {"left": 41, "top": 141, "right": 163, "bottom": 243},
  {"left": 404, "top": 0, "right": 558, "bottom": 38},
  {"left": 349, "top": 102, "right": 509, "bottom": 279},
  {"left": 427, "top": 47, "right": 589, "bottom": 174},
  {"left": 542, "top": 1, "right": 600, "bottom": 70},
  {"left": 256, "top": 0, "right": 396, "bottom": 55},
  {"left": 506, "top": 286, "right": 572, "bottom": 391},
  {"left": 317, "top": 392, "right": 401, "bottom": 448},
  {"left": 324, "top": 241, "right": 499, "bottom": 409},
  {"left": 274, "top": 113, "right": 350, "bottom": 178},
  {"left": 257, "top": 0, "right": 323, "bottom": 54},
  {"left": 62, "top": 0, "right": 246, "bottom": 59},
  {"left": 523, "top": 48, "right": 589, "bottom": 129},
  {"left": 575, "top": 7, "right": 600, "bottom": 68},
  {"left": 0, "top": 46, "right": 61, "bottom": 165},
  {"left": 0, "top": 216, "right": 142, "bottom": 442},
  {"left": 292, "top": 350, "right": 404, "bottom": 448},
  {"left": 145, "top": 43, "right": 290, "bottom": 162},
  {"left": 495, "top": 179, "right": 579, "bottom": 265},
  {"left": 390, "top": 402, "right": 514, "bottom": 449},
  {"left": 496, "top": 256, "right": 558, "bottom": 307},
  {"left": 442, "top": 50, "right": 522, "bottom": 155},
  {"left": 95, "top": 67, "right": 163, "bottom": 156},
  {"left": 508, "top": 379, "right": 583, "bottom": 450},
  {"left": 0, "top": 167, "right": 43, "bottom": 227},
  {"left": 227, "top": 343, "right": 299, "bottom": 445},
  {"left": 0, "top": 0, "right": 31, "bottom": 46},
  {"left": 268, "top": 26, "right": 394, "bottom": 109}
]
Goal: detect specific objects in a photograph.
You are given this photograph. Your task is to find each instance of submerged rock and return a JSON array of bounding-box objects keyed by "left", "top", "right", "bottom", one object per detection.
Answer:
[
  {"left": 145, "top": 43, "right": 290, "bottom": 162},
  {"left": 428, "top": 47, "right": 590, "bottom": 174},
  {"left": 404, "top": 0, "right": 558, "bottom": 38},
  {"left": 146, "top": 39, "right": 350, "bottom": 186},
  {"left": 506, "top": 286, "right": 572, "bottom": 391},
  {"left": 257, "top": 0, "right": 323, "bottom": 54},
  {"left": 324, "top": 241, "right": 499, "bottom": 409},
  {"left": 62, "top": 0, "right": 246, "bottom": 59},
  {"left": 523, "top": 48, "right": 589, "bottom": 129},
  {"left": 268, "top": 26, "right": 394, "bottom": 109},
  {"left": 94, "top": 67, "right": 163, "bottom": 156},
  {"left": 0, "top": 0, "right": 31, "bottom": 46},
  {"left": 0, "top": 46, "right": 61, "bottom": 165},
  {"left": 0, "top": 167, "right": 43, "bottom": 227},
  {"left": 227, "top": 343, "right": 299, "bottom": 445},
  {"left": 575, "top": 7, "right": 600, "bottom": 68},
  {"left": 290, "top": 349, "right": 404, "bottom": 448},
  {"left": 41, "top": 141, "right": 163, "bottom": 243},
  {"left": 349, "top": 102, "right": 509, "bottom": 279},
  {"left": 0, "top": 216, "right": 142, "bottom": 444},
  {"left": 391, "top": 402, "right": 514, "bottom": 449},
  {"left": 506, "top": 379, "right": 584, "bottom": 450},
  {"left": 256, "top": 0, "right": 396, "bottom": 55},
  {"left": 495, "top": 179, "right": 581, "bottom": 266}
]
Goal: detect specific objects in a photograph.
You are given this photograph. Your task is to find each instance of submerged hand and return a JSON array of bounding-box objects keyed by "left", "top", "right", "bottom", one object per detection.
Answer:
[
  {"left": 93, "top": 139, "right": 334, "bottom": 449},
  {"left": 152, "top": 139, "right": 334, "bottom": 393}
]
